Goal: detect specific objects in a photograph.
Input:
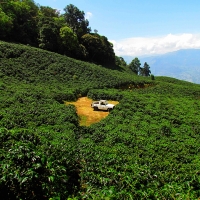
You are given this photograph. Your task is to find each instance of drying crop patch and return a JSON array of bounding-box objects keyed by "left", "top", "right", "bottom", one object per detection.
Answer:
[{"left": 65, "top": 97, "right": 119, "bottom": 126}]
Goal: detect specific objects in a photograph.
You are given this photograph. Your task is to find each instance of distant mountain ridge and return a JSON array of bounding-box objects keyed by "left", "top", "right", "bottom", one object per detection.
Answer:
[
  {"left": 141, "top": 49, "right": 200, "bottom": 84},
  {"left": 125, "top": 49, "right": 200, "bottom": 84}
]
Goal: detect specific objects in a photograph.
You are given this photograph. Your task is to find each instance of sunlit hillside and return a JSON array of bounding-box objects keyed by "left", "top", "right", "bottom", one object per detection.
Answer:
[{"left": 1, "top": 41, "right": 200, "bottom": 199}]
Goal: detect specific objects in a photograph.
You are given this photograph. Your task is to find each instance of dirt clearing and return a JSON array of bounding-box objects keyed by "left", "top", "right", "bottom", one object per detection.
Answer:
[{"left": 65, "top": 97, "right": 119, "bottom": 126}]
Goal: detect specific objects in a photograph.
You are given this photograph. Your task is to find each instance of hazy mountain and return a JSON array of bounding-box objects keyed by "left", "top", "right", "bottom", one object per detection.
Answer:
[{"left": 124, "top": 49, "right": 200, "bottom": 84}]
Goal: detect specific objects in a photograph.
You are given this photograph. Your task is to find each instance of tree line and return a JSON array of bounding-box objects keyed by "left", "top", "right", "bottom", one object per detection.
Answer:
[
  {"left": 0, "top": 1, "right": 115, "bottom": 66},
  {"left": 0, "top": 0, "right": 151, "bottom": 75},
  {"left": 129, "top": 57, "right": 151, "bottom": 76}
]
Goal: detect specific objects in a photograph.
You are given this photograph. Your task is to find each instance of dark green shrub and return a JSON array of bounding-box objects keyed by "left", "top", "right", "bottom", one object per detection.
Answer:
[{"left": 0, "top": 128, "right": 80, "bottom": 199}]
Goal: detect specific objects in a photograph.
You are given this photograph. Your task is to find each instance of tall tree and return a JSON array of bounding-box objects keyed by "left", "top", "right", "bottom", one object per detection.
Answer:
[
  {"left": 0, "top": 7, "right": 13, "bottom": 39},
  {"left": 38, "top": 19, "right": 61, "bottom": 52},
  {"left": 129, "top": 57, "right": 141, "bottom": 75},
  {"left": 140, "top": 62, "right": 151, "bottom": 76},
  {"left": 38, "top": 6, "right": 64, "bottom": 52},
  {"left": 38, "top": 6, "right": 60, "bottom": 18},
  {"left": 115, "top": 56, "right": 127, "bottom": 67},
  {"left": 81, "top": 33, "right": 115, "bottom": 65},
  {"left": 63, "top": 4, "right": 91, "bottom": 40},
  {"left": 59, "top": 26, "right": 80, "bottom": 57},
  {"left": 0, "top": 0, "right": 39, "bottom": 45}
]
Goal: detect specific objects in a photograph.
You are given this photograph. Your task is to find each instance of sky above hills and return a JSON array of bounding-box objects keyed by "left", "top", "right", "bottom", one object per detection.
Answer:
[{"left": 36, "top": 0, "right": 200, "bottom": 57}]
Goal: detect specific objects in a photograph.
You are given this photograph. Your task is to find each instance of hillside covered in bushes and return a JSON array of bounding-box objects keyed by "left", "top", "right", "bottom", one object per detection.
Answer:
[
  {"left": 1, "top": 41, "right": 200, "bottom": 199},
  {"left": 0, "top": 1, "right": 121, "bottom": 67}
]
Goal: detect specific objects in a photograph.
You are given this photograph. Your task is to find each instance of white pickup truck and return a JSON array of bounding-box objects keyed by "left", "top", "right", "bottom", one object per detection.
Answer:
[{"left": 91, "top": 100, "right": 115, "bottom": 111}]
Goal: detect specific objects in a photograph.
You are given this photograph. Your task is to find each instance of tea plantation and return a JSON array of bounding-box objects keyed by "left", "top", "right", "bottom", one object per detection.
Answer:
[{"left": 1, "top": 41, "right": 200, "bottom": 199}]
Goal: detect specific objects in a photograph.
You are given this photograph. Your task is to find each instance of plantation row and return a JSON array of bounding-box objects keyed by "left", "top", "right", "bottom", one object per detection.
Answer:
[
  {"left": 1, "top": 41, "right": 200, "bottom": 199},
  {"left": 0, "top": 41, "right": 152, "bottom": 90}
]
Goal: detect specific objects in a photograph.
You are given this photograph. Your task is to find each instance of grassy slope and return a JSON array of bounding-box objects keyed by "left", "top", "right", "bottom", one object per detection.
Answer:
[
  {"left": 1, "top": 41, "right": 200, "bottom": 199},
  {"left": 0, "top": 41, "right": 152, "bottom": 88}
]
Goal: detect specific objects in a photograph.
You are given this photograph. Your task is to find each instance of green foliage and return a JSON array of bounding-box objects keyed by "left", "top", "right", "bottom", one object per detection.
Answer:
[
  {"left": 88, "top": 89, "right": 123, "bottom": 101},
  {"left": 38, "top": 6, "right": 60, "bottom": 18},
  {"left": 0, "top": 127, "right": 80, "bottom": 199},
  {"left": 0, "top": 7, "right": 13, "bottom": 38},
  {"left": 63, "top": 4, "right": 91, "bottom": 39},
  {"left": 0, "top": 41, "right": 152, "bottom": 88},
  {"left": 38, "top": 17, "right": 61, "bottom": 53},
  {"left": 140, "top": 62, "right": 151, "bottom": 76},
  {"left": 129, "top": 57, "right": 141, "bottom": 74},
  {"left": 151, "top": 74, "right": 155, "bottom": 80},
  {"left": 0, "top": 0, "right": 38, "bottom": 44},
  {"left": 129, "top": 58, "right": 151, "bottom": 77},
  {"left": 59, "top": 26, "right": 80, "bottom": 57},
  {"left": 1, "top": 2, "right": 119, "bottom": 66},
  {"left": 79, "top": 90, "right": 200, "bottom": 199},
  {"left": 115, "top": 56, "right": 127, "bottom": 69},
  {"left": 81, "top": 33, "right": 115, "bottom": 65},
  {"left": 1, "top": 41, "right": 200, "bottom": 199}
]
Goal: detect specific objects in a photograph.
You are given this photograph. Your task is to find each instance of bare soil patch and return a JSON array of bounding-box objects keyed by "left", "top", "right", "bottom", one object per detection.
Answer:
[{"left": 65, "top": 97, "right": 119, "bottom": 126}]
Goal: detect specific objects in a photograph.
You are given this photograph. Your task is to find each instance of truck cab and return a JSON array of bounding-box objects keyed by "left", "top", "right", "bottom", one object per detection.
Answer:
[{"left": 91, "top": 100, "right": 115, "bottom": 111}]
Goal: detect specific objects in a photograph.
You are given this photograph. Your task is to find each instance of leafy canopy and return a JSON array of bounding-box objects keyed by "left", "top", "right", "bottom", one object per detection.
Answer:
[{"left": 63, "top": 4, "right": 91, "bottom": 39}]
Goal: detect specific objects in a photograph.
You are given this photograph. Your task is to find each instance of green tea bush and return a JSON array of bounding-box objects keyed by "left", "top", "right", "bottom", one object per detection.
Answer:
[
  {"left": 0, "top": 41, "right": 154, "bottom": 89},
  {"left": 0, "top": 100, "right": 79, "bottom": 129},
  {"left": 1, "top": 41, "right": 200, "bottom": 199},
  {"left": 87, "top": 89, "right": 123, "bottom": 101},
  {"left": 0, "top": 127, "right": 80, "bottom": 199},
  {"left": 78, "top": 91, "right": 200, "bottom": 199}
]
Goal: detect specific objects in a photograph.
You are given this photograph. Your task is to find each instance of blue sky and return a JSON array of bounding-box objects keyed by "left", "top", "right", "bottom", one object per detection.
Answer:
[{"left": 35, "top": 0, "right": 200, "bottom": 57}]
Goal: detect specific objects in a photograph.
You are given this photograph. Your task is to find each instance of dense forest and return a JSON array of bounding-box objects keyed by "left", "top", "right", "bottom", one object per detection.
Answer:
[
  {"left": 0, "top": 0, "right": 116, "bottom": 66},
  {"left": 0, "top": 0, "right": 152, "bottom": 74},
  {"left": 1, "top": 1, "right": 200, "bottom": 200}
]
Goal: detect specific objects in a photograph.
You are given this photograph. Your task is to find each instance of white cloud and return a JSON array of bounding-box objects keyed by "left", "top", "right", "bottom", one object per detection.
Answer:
[
  {"left": 110, "top": 33, "right": 200, "bottom": 57},
  {"left": 85, "top": 12, "right": 93, "bottom": 20}
]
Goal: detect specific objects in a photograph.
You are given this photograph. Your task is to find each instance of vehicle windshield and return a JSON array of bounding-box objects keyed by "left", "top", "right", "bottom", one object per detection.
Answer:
[{"left": 101, "top": 101, "right": 107, "bottom": 105}]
